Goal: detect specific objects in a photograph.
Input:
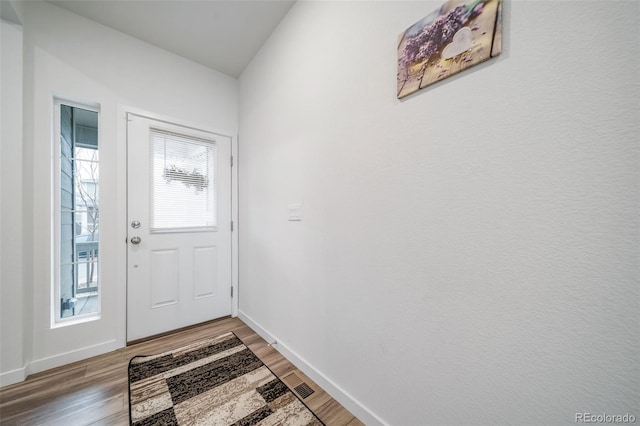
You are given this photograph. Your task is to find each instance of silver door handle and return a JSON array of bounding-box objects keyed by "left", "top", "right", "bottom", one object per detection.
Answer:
[{"left": 130, "top": 236, "right": 141, "bottom": 245}]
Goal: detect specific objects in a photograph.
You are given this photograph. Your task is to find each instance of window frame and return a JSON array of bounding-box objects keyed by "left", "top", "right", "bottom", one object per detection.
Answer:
[
  {"left": 149, "top": 127, "right": 218, "bottom": 234},
  {"left": 52, "top": 98, "right": 102, "bottom": 327}
]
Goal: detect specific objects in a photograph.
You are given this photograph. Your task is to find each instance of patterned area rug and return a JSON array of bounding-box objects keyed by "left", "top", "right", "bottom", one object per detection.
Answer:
[{"left": 128, "top": 332, "right": 323, "bottom": 425}]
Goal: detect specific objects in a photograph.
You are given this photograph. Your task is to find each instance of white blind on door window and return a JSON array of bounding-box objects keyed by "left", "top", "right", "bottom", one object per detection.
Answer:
[{"left": 150, "top": 129, "right": 217, "bottom": 232}]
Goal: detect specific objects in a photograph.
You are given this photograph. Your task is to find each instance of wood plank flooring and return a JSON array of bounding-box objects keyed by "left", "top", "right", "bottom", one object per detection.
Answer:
[{"left": 0, "top": 317, "right": 363, "bottom": 426}]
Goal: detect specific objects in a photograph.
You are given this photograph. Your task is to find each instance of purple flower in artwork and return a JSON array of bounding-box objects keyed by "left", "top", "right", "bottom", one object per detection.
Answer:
[{"left": 401, "top": 0, "right": 485, "bottom": 68}]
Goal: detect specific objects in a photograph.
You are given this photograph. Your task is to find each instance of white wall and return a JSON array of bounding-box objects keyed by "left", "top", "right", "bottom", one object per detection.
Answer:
[
  {"left": 0, "top": 0, "right": 237, "bottom": 384},
  {"left": 238, "top": 1, "right": 639, "bottom": 424},
  {"left": 0, "top": 17, "right": 26, "bottom": 386}
]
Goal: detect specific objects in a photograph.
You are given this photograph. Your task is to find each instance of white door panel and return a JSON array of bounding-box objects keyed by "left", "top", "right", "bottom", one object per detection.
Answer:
[{"left": 127, "top": 114, "right": 231, "bottom": 341}]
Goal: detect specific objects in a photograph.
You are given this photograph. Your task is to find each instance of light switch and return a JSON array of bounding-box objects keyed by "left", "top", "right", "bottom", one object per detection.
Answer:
[{"left": 288, "top": 203, "right": 302, "bottom": 221}]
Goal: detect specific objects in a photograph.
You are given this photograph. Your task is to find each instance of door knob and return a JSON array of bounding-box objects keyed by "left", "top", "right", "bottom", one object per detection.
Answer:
[{"left": 130, "top": 236, "right": 141, "bottom": 245}]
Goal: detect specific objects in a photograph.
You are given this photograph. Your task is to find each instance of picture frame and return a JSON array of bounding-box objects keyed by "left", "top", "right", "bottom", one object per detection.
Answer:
[{"left": 397, "top": 0, "right": 502, "bottom": 99}]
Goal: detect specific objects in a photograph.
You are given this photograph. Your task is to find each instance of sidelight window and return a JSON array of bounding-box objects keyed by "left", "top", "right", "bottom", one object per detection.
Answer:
[{"left": 54, "top": 101, "right": 100, "bottom": 322}]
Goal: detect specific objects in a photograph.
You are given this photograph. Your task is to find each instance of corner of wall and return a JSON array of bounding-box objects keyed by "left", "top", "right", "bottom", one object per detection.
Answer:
[{"left": 237, "top": 310, "right": 387, "bottom": 426}]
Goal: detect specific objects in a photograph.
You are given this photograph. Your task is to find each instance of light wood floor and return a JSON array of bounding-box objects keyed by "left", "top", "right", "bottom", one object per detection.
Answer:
[{"left": 0, "top": 317, "right": 363, "bottom": 426}]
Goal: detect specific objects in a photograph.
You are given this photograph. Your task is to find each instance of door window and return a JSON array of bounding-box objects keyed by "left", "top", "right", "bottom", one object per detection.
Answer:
[{"left": 150, "top": 129, "right": 217, "bottom": 232}]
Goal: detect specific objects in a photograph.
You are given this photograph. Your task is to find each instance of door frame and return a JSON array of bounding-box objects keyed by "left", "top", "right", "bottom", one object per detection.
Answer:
[{"left": 117, "top": 106, "right": 238, "bottom": 343}]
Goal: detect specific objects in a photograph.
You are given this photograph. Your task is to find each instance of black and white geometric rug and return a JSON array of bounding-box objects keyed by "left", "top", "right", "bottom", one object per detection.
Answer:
[{"left": 128, "top": 332, "right": 323, "bottom": 425}]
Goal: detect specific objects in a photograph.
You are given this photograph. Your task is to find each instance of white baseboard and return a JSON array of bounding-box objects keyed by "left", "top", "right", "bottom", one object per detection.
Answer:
[
  {"left": 0, "top": 366, "right": 27, "bottom": 387},
  {"left": 25, "top": 339, "right": 120, "bottom": 377},
  {"left": 237, "top": 310, "right": 386, "bottom": 426}
]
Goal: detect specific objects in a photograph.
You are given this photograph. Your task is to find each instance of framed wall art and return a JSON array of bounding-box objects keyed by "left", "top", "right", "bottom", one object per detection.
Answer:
[{"left": 397, "top": 0, "right": 502, "bottom": 99}]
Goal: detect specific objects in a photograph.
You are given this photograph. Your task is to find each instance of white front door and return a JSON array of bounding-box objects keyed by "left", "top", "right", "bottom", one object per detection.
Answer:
[{"left": 126, "top": 113, "right": 232, "bottom": 341}]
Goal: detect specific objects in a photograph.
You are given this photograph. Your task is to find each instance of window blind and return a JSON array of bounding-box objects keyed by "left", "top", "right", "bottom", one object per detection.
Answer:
[{"left": 150, "top": 128, "right": 217, "bottom": 232}]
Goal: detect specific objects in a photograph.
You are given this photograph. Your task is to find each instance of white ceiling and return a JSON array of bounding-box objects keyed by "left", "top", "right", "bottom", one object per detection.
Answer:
[{"left": 48, "top": 0, "right": 296, "bottom": 78}]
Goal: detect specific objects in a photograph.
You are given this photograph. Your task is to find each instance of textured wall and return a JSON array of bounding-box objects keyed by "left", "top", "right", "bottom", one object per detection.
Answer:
[{"left": 239, "top": 1, "right": 639, "bottom": 424}]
